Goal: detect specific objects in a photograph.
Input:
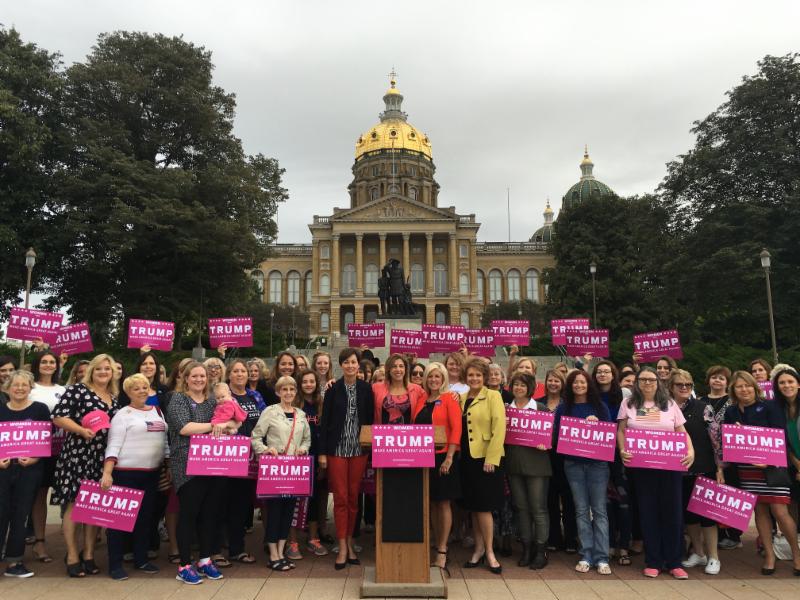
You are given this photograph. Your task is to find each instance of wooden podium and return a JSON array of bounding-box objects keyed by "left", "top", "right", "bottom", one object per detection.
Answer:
[{"left": 358, "top": 425, "right": 448, "bottom": 598}]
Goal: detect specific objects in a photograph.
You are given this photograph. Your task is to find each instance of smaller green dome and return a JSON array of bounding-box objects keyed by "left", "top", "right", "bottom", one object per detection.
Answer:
[
  {"left": 561, "top": 147, "right": 617, "bottom": 210},
  {"left": 529, "top": 200, "right": 555, "bottom": 243}
]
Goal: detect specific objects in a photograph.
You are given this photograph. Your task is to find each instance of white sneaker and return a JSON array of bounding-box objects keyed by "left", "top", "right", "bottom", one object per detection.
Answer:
[
  {"left": 681, "top": 553, "right": 708, "bottom": 568},
  {"left": 704, "top": 558, "right": 720, "bottom": 575}
]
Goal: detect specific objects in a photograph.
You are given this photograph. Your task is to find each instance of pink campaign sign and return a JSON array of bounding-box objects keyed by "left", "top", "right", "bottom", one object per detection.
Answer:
[
  {"left": 0, "top": 421, "right": 52, "bottom": 459},
  {"left": 491, "top": 320, "right": 530, "bottom": 345},
  {"left": 565, "top": 328, "right": 610, "bottom": 358},
  {"left": 721, "top": 424, "right": 787, "bottom": 467},
  {"left": 372, "top": 424, "right": 435, "bottom": 468},
  {"left": 186, "top": 435, "right": 251, "bottom": 476},
  {"left": 71, "top": 480, "right": 144, "bottom": 532},
  {"left": 464, "top": 329, "right": 496, "bottom": 358},
  {"left": 505, "top": 408, "right": 554, "bottom": 449},
  {"left": 633, "top": 329, "right": 683, "bottom": 362},
  {"left": 127, "top": 318, "right": 175, "bottom": 351},
  {"left": 256, "top": 455, "right": 314, "bottom": 497},
  {"left": 758, "top": 381, "right": 774, "bottom": 401},
  {"left": 6, "top": 307, "right": 63, "bottom": 344},
  {"left": 389, "top": 328, "right": 428, "bottom": 357},
  {"left": 422, "top": 324, "right": 465, "bottom": 354},
  {"left": 361, "top": 466, "right": 377, "bottom": 495},
  {"left": 556, "top": 416, "right": 616, "bottom": 462},
  {"left": 208, "top": 317, "right": 253, "bottom": 348},
  {"left": 347, "top": 323, "right": 386, "bottom": 348},
  {"left": 52, "top": 322, "right": 94, "bottom": 355},
  {"left": 687, "top": 476, "right": 756, "bottom": 531},
  {"left": 624, "top": 428, "right": 688, "bottom": 471},
  {"left": 550, "top": 318, "right": 590, "bottom": 346}
]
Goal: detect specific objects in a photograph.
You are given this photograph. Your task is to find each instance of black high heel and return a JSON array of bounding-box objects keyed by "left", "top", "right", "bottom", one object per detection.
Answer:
[
  {"left": 65, "top": 554, "right": 85, "bottom": 578},
  {"left": 463, "top": 553, "right": 485, "bottom": 568},
  {"left": 487, "top": 555, "right": 503, "bottom": 575},
  {"left": 334, "top": 560, "right": 347, "bottom": 570},
  {"left": 80, "top": 552, "right": 100, "bottom": 575}
]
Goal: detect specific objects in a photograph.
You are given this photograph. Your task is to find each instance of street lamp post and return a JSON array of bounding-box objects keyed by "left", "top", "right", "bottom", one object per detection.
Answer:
[
  {"left": 589, "top": 260, "right": 597, "bottom": 327},
  {"left": 760, "top": 249, "right": 779, "bottom": 364},
  {"left": 269, "top": 308, "right": 275, "bottom": 356},
  {"left": 20, "top": 248, "right": 36, "bottom": 365}
]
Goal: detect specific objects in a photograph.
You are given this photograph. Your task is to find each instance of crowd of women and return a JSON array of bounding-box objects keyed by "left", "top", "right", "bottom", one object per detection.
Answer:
[{"left": 1, "top": 346, "right": 799, "bottom": 583}]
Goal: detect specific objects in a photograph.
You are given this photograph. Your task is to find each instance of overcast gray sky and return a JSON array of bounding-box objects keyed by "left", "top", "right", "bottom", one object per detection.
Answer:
[{"left": 5, "top": 0, "right": 800, "bottom": 243}]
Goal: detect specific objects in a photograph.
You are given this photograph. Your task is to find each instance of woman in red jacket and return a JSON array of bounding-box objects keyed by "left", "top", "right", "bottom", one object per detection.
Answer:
[
  {"left": 412, "top": 361, "right": 462, "bottom": 573},
  {"left": 371, "top": 354, "right": 427, "bottom": 424}
]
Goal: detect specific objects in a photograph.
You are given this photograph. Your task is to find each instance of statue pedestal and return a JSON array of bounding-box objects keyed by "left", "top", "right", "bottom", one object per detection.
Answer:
[{"left": 374, "top": 316, "right": 422, "bottom": 362}]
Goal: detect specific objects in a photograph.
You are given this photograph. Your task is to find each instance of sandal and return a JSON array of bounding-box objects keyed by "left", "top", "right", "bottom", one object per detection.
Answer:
[
  {"left": 575, "top": 560, "right": 591, "bottom": 573},
  {"left": 618, "top": 552, "right": 632, "bottom": 566},
  {"left": 80, "top": 552, "right": 100, "bottom": 575},
  {"left": 231, "top": 553, "right": 256, "bottom": 564},
  {"left": 212, "top": 555, "right": 232, "bottom": 568},
  {"left": 168, "top": 553, "right": 181, "bottom": 564},
  {"left": 33, "top": 539, "right": 53, "bottom": 563},
  {"left": 597, "top": 562, "right": 612, "bottom": 575},
  {"left": 269, "top": 559, "right": 291, "bottom": 572},
  {"left": 65, "top": 554, "right": 85, "bottom": 578},
  {"left": 432, "top": 549, "right": 450, "bottom": 577}
]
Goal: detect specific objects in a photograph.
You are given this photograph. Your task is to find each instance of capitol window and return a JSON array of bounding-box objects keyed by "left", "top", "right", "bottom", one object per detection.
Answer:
[
  {"left": 287, "top": 271, "right": 301, "bottom": 305},
  {"left": 459, "top": 273, "right": 470, "bottom": 295},
  {"left": 409, "top": 187, "right": 417, "bottom": 201},
  {"left": 342, "top": 264, "right": 356, "bottom": 295},
  {"left": 459, "top": 243, "right": 468, "bottom": 258},
  {"left": 507, "top": 269, "right": 520, "bottom": 302},
  {"left": 460, "top": 310, "right": 471, "bottom": 328},
  {"left": 476, "top": 270, "right": 485, "bottom": 302},
  {"left": 320, "top": 312, "right": 329, "bottom": 332},
  {"left": 268, "top": 271, "right": 282, "bottom": 304},
  {"left": 370, "top": 188, "right": 379, "bottom": 201},
  {"left": 319, "top": 274, "right": 330, "bottom": 296},
  {"left": 305, "top": 271, "right": 312, "bottom": 305},
  {"left": 372, "top": 165, "right": 379, "bottom": 176},
  {"left": 488, "top": 269, "right": 502, "bottom": 303},
  {"left": 250, "top": 270, "right": 264, "bottom": 294},
  {"left": 526, "top": 269, "right": 540, "bottom": 303},
  {"left": 320, "top": 244, "right": 330, "bottom": 259},
  {"left": 434, "top": 263, "right": 448, "bottom": 295},
  {"left": 365, "top": 263, "right": 379, "bottom": 295},
  {"left": 411, "top": 263, "right": 424, "bottom": 293}
]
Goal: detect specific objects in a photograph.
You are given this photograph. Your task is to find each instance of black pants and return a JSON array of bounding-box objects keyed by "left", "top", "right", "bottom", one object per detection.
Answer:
[
  {"left": 265, "top": 497, "right": 295, "bottom": 544},
  {"left": 547, "top": 453, "right": 577, "bottom": 549},
  {"left": 632, "top": 468, "right": 683, "bottom": 570},
  {"left": 215, "top": 477, "right": 255, "bottom": 557},
  {"left": 0, "top": 463, "right": 42, "bottom": 563},
  {"left": 106, "top": 470, "right": 159, "bottom": 571},
  {"left": 177, "top": 476, "right": 223, "bottom": 565}
]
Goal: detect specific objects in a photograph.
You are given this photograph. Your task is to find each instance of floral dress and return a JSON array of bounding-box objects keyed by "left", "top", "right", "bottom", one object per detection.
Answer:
[{"left": 50, "top": 383, "right": 119, "bottom": 505}]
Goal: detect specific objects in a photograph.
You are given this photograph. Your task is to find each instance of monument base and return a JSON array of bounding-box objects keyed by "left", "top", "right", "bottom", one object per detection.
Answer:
[{"left": 360, "top": 567, "right": 447, "bottom": 598}]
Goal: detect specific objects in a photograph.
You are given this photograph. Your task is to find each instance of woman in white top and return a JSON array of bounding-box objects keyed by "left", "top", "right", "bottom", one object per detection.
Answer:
[
  {"left": 100, "top": 373, "right": 168, "bottom": 580},
  {"left": 28, "top": 351, "right": 65, "bottom": 563}
]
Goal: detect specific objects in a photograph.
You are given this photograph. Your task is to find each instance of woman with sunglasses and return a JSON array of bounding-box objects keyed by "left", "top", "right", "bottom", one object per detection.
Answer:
[
  {"left": 410, "top": 363, "right": 425, "bottom": 388},
  {"left": 618, "top": 367, "right": 694, "bottom": 579}
]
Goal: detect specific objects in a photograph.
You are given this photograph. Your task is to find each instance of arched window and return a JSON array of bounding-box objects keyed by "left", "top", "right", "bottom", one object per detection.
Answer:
[
  {"left": 305, "top": 271, "right": 312, "bottom": 305},
  {"left": 507, "top": 269, "right": 521, "bottom": 302},
  {"left": 460, "top": 310, "right": 471, "bottom": 328},
  {"left": 434, "top": 263, "right": 448, "bottom": 295},
  {"left": 459, "top": 273, "right": 470, "bottom": 295},
  {"left": 370, "top": 188, "right": 379, "bottom": 201},
  {"left": 287, "top": 271, "right": 301, "bottom": 305},
  {"left": 268, "top": 271, "right": 282, "bottom": 304},
  {"left": 477, "top": 270, "right": 485, "bottom": 303},
  {"left": 526, "top": 269, "right": 540, "bottom": 303},
  {"left": 319, "top": 274, "right": 330, "bottom": 296},
  {"left": 250, "top": 270, "right": 264, "bottom": 294},
  {"left": 488, "top": 269, "right": 502, "bottom": 303},
  {"left": 320, "top": 312, "right": 330, "bottom": 332},
  {"left": 409, "top": 187, "right": 418, "bottom": 201},
  {"left": 435, "top": 309, "right": 447, "bottom": 325},
  {"left": 411, "top": 263, "right": 424, "bottom": 293},
  {"left": 342, "top": 264, "right": 356, "bottom": 295},
  {"left": 342, "top": 310, "right": 355, "bottom": 333},
  {"left": 365, "top": 263, "right": 379, "bottom": 295}
]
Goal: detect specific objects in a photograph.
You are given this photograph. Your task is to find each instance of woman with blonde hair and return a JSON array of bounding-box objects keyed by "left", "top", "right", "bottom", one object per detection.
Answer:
[
  {"left": 52, "top": 353, "right": 120, "bottom": 577},
  {"left": 204, "top": 357, "right": 226, "bottom": 388},
  {"left": 412, "top": 362, "right": 462, "bottom": 572}
]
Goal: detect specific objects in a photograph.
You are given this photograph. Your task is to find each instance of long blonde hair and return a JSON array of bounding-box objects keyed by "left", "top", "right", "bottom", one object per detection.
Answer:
[{"left": 81, "top": 353, "right": 120, "bottom": 397}]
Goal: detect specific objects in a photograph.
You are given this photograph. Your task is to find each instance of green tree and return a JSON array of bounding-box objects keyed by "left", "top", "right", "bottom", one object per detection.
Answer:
[
  {"left": 0, "top": 28, "right": 64, "bottom": 317},
  {"left": 544, "top": 194, "right": 682, "bottom": 336},
  {"left": 660, "top": 53, "right": 800, "bottom": 348},
  {"left": 45, "top": 32, "right": 287, "bottom": 342}
]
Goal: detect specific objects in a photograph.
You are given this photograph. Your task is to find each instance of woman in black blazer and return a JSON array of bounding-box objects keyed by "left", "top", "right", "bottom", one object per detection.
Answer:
[{"left": 318, "top": 348, "right": 374, "bottom": 569}]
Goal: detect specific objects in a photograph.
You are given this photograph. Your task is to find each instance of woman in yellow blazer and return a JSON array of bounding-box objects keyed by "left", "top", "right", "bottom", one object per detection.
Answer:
[{"left": 459, "top": 357, "right": 506, "bottom": 575}]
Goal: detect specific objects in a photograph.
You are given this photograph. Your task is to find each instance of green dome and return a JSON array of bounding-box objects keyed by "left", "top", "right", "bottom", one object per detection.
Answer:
[
  {"left": 530, "top": 200, "right": 555, "bottom": 243},
  {"left": 561, "top": 147, "right": 617, "bottom": 210}
]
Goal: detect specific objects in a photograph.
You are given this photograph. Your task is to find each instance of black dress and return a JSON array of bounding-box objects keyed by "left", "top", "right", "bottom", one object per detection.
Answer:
[
  {"left": 458, "top": 398, "right": 504, "bottom": 512},
  {"left": 413, "top": 401, "right": 461, "bottom": 501}
]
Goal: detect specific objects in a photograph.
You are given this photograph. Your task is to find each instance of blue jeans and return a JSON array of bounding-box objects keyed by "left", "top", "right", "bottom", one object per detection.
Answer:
[{"left": 564, "top": 459, "right": 610, "bottom": 566}]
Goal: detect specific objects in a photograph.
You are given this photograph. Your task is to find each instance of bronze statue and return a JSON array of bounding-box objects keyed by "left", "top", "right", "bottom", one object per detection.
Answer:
[{"left": 380, "top": 259, "right": 415, "bottom": 316}]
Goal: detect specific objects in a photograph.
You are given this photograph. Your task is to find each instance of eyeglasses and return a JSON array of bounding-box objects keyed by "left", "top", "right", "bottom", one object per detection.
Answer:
[
  {"left": 674, "top": 382, "right": 693, "bottom": 389},
  {"left": 595, "top": 369, "right": 613, "bottom": 375},
  {"left": 638, "top": 378, "right": 658, "bottom": 384}
]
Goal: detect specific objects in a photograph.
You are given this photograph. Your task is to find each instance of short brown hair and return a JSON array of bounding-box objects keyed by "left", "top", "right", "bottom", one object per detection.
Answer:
[
  {"left": 705, "top": 365, "right": 731, "bottom": 385},
  {"left": 462, "top": 356, "right": 490, "bottom": 382},
  {"left": 509, "top": 372, "right": 536, "bottom": 398}
]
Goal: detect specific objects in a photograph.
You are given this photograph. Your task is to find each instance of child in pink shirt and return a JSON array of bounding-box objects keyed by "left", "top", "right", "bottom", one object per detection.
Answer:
[{"left": 212, "top": 382, "right": 247, "bottom": 427}]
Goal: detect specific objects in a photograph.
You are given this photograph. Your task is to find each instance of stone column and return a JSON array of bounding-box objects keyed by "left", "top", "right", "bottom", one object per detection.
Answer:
[
  {"left": 379, "top": 233, "right": 386, "bottom": 270},
  {"left": 331, "top": 234, "right": 340, "bottom": 295},
  {"left": 281, "top": 274, "right": 288, "bottom": 305},
  {"left": 470, "top": 239, "right": 478, "bottom": 300},
  {"left": 402, "top": 233, "right": 410, "bottom": 273},
  {"left": 449, "top": 233, "right": 457, "bottom": 296},
  {"left": 355, "top": 233, "right": 364, "bottom": 297},
  {"left": 355, "top": 303, "right": 364, "bottom": 323},
  {"left": 426, "top": 233, "right": 434, "bottom": 296}
]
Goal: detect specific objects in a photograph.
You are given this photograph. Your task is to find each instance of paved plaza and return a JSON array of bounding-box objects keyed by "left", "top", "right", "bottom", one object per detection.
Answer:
[{"left": 3, "top": 518, "right": 799, "bottom": 600}]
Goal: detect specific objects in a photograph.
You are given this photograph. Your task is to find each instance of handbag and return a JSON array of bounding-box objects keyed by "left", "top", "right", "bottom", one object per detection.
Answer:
[{"left": 764, "top": 466, "right": 792, "bottom": 488}]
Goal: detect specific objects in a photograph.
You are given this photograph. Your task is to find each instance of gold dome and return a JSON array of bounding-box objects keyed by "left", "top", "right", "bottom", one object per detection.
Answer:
[{"left": 355, "top": 75, "right": 432, "bottom": 161}]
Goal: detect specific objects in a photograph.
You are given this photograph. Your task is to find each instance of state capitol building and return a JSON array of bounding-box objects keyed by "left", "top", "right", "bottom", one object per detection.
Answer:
[{"left": 252, "top": 76, "right": 617, "bottom": 337}]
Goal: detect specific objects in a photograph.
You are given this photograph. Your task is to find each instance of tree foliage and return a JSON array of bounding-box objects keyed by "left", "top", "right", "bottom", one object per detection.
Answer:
[{"left": 30, "top": 31, "right": 288, "bottom": 341}]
